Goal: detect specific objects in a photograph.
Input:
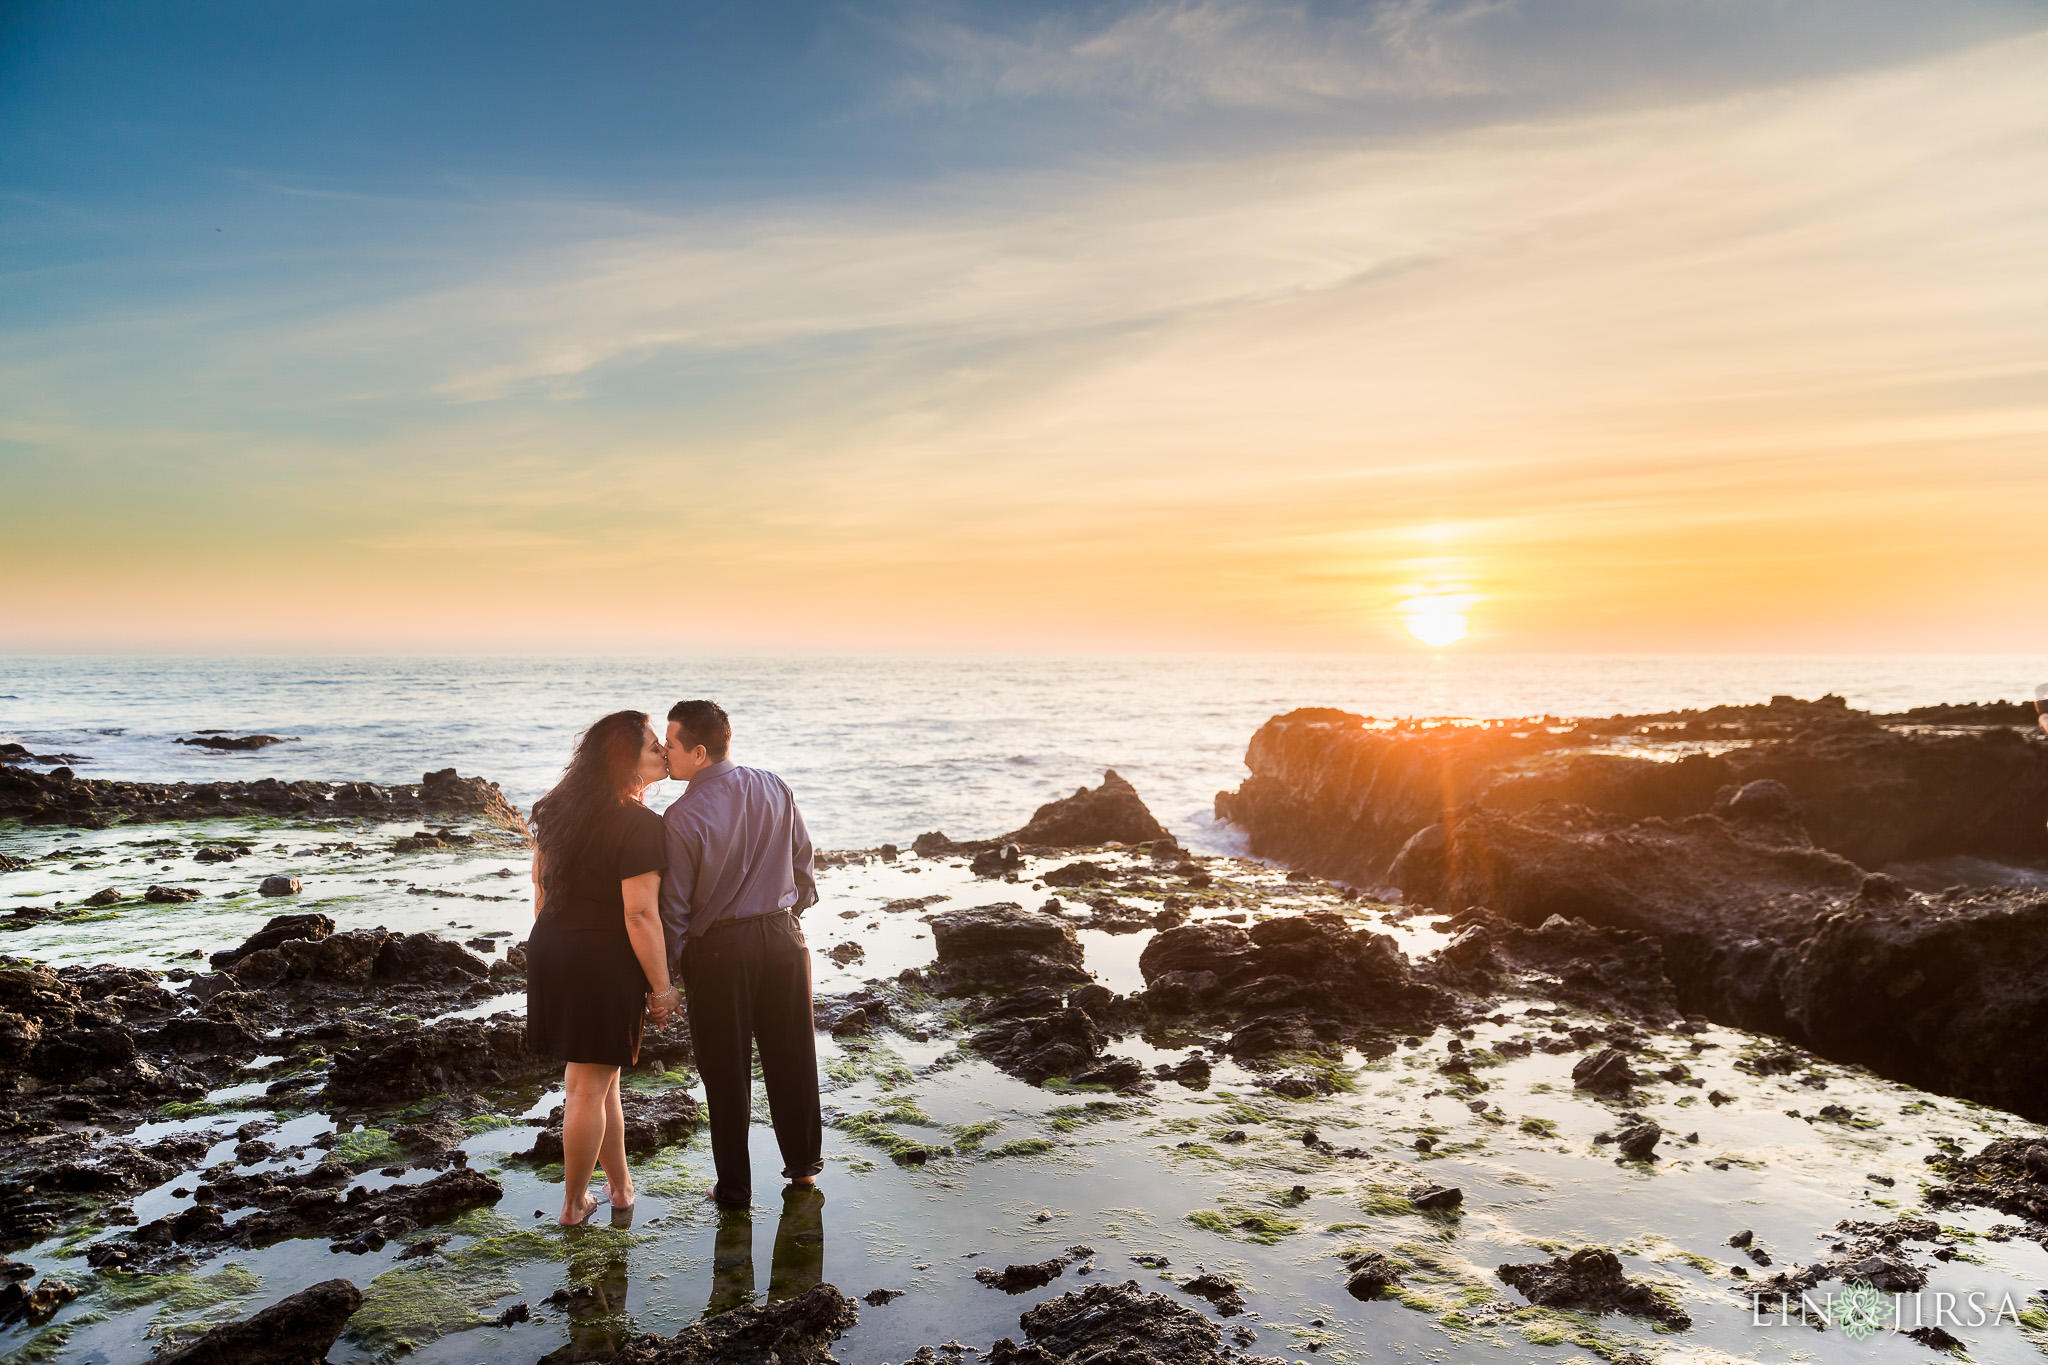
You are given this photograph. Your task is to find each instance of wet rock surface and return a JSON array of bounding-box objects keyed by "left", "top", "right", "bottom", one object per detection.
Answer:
[
  {"left": 150, "top": 1276, "right": 362, "bottom": 1363},
  {"left": 610, "top": 1282, "right": 856, "bottom": 1365},
  {"left": 1006, "top": 770, "right": 1168, "bottom": 848},
  {"left": 0, "top": 764, "right": 526, "bottom": 831},
  {"left": 1216, "top": 701, "right": 2048, "bottom": 1118},
  {"left": 92, "top": 1167, "right": 504, "bottom": 1268},
  {"left": 992, "top": 1279, "right": 1224, "bottom": 1365},
  {"left": 927, "top": 903, "right": 1090, "bottom": 991},
  {"left": 1219, "top": 696, "right": 2048, "bottom": 880},
  {"left": 324, "top": 1014, "right": 551, "bottom": 1105},
  {"left": 1137, "top": 911, "right": 1445, "bottom": 1052},
  {"left": 1496, "top": 1247, "right": 1692, "bottom": 1329}
]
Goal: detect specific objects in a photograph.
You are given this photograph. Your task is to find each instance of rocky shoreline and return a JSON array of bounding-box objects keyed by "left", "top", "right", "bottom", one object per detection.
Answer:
[
  {"left": 1216, "top": 696, "right": 2048, "bottom": 1119},
  {"left": 3, "top": 723, "right": 2048, "bottom": 1363}
]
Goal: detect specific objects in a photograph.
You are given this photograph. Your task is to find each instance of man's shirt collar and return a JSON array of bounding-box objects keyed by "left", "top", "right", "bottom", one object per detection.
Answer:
[{"left": 685, "top": 758, "right": 738, "bottom": 792}]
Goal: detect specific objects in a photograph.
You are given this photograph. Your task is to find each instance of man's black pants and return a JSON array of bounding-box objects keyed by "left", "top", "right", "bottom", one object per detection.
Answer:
[{"left": 683, "top": 910, "right": 822, "bottom": 1207}]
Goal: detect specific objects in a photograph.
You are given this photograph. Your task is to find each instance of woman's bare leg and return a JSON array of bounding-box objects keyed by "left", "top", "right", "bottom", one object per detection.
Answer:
[
  {"left": 559, "top": 1063, "right": 617, "bottom": 1225},
  {"left": 597, "top": 1068, "right": 633, "bottom": 1208}
]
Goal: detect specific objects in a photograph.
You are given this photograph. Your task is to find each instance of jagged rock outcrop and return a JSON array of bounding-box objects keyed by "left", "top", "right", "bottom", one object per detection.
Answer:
[
  {"left": 1496, "top": 1247, "right": 1691, "bottom": 1329},
  {"left": 1136, "top": 912, "right": 1444, "bottom": 1047},
  {"left": 1216, "top": 697, "right": 2048, "bottom": 883},
  {"left": 926, "top": 903, "right": 1089, "bottom": 991},
  {"left": 1007, "top": 770, "right": 1167, "bottom": 847},
  {"left": 989, "top": 1279, "right": 1224, "bottom": 1365},
  {"left": 610, "top": 1283, "right": 856, "bottom": 1365},
  {"left": 151, "top": 1277, "right": 363, "bottom": 1364},
  {"left": 323, "top": 1015, "right": 552, "bottom": 1105},
  {"left": 0, "top": 765, "right": 525, "bottom": 832}
]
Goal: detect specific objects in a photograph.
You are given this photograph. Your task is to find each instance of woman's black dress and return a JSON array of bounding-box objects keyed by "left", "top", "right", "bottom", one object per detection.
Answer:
[{"left": 526, "top": 801, "right": 667, "bottom": 1067}]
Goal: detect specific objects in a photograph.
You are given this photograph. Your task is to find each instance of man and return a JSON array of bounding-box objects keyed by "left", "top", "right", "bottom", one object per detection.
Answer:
[{"left": 659, "top": 699, "right": 822, "bottom": 1208}]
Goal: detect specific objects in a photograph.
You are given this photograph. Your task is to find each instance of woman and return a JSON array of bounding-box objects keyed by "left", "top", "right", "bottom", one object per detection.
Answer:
[{"left": 527, "top": 710, "right": 679, "bottom": 1225}]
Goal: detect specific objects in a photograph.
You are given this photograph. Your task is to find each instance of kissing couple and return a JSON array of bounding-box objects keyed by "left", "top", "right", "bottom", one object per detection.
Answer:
[{"left": 522, "top": 700, "right": 822, "bottom": 1225}]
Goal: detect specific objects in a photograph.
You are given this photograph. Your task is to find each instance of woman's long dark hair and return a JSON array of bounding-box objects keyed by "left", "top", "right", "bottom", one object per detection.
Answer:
[{"left": 532, "top": 709, "right": 649, "bottom": 906}]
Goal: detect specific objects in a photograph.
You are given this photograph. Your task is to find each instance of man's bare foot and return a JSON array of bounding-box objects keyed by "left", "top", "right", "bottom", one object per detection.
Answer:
[
  {"left": 790, "top": 1175, "right": 816, "bottom": 1187},
  {"left": 557, "top": 1190, "right": 600, "bottom": 1226}
]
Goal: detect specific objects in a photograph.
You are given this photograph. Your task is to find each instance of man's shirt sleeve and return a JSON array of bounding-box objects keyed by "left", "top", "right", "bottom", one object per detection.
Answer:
[
  {"left": 790, "top": 792, "right": 818, "bottom": 913},
  {"left": 660, "top": 810, "right": 698, "bottom": 965}
]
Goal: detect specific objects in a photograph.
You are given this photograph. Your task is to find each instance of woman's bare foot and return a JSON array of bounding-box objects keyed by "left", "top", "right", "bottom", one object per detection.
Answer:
[
  {"left": 557, "top": 1190, "right": 601, "bottom": 1226},
  {"left": 602, "top": 1182, "right": 635, "bottom": 1211}
]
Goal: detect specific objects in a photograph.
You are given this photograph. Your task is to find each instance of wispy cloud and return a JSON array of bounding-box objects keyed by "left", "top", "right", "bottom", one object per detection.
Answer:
[
  {"left": 3, "top": 26, "right": 2045, "bottom": 649},
  {"left": 882, "top": 0, "right": 1507, "bottom": 111}
]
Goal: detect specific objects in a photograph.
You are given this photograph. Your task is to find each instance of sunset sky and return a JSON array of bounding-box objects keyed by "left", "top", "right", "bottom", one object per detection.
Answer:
[{"left": 3, "top": 1, "right": 2044, "bottom": 653}]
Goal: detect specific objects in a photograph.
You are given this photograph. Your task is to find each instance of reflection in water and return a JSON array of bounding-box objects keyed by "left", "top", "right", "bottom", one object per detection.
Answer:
[
  {"left": 708, "top": 1186, "right": 828, "bottom": 1318},
  {"left": 540, "top": 1205, "right": 639, "bottom": 1364}
]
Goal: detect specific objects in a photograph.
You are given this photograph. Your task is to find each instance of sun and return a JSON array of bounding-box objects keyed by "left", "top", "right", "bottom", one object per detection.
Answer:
[{"left": 1399, "top": 593, "right": 1476, "bottom": 647}]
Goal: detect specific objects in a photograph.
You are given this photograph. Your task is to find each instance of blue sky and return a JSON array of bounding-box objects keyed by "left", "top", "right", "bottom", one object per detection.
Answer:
[{"left": 4, "top": 1, "right": 2046, "bottom": 650}]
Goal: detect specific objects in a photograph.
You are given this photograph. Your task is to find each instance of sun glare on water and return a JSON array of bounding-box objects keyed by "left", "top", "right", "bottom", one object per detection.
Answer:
[{"left": 1399, "top": 594, "right": 1476, "bottom": 647}]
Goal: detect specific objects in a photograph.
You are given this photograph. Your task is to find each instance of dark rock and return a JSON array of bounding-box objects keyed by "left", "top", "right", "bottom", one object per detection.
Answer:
[
  {"left": 1212, "top": 702, "right": 2048, "bottom": 1119},
  {"left": 1343, "top": 1251, "right": 1402, "bottom": 1300},
  {"left": 1572, "top": 1048, "right": 1636, "bottom": 1096},
  {"left": 970, "top": 1006, "right": 1107, "bottom": 1085},
  {"left": 1613, "top": 1122, "right": 1661, "bottom": 1162},
  {"left": 1043, "top": 861, "right": 1114, "bottom": 888},
  {"left": 0, "top": 765, "right": 525, "bottom": 833},
  {"left": 1433, "top": 906, "right": 1680, "bottom": 1021},
  {"left": 971, "top": 845, "right": 1024, "bottom": 878},
  {"left": 827, "top": 941, "right": 866, "bottom": 966},
  {"left": 144, "top": 884, "right": 202, "bottom": 903},
  {"left": 1927, "top": 1138, "right": 2048, "bottom": 1226},
  {"left": 325, "top": 1015, "right": 553, "bottom": 1105},
  {"left": 194, "top": 847, "right": 243, "bottom": 863},
  {"left": 977, "top": 1258, "right": 1072, "bottom": 1293},
  {"left": 1068, "top": 1055, "right": 1145, "bottom": 1090},
  {"left": 927, "top": 903, "right": 1089, "bottom": 989},
  {"left": 1008, "top": 770, "right": 1167, "bottom": 848},
  {"left": 1497, "top": 1247, "right": 1691, "bottom": 1329},
  {"left": 1005, "top": 1279, "right": 1221, "bottom": 1365},
  {"left": 390, "top": 1117, "right": 471, "bottom": 1154},
  {"left": 374, "top": 931, "right": 490, "bottom": 984},
  {"left": 1178, "top": 1272, "right": 1245, "bottom": 1315},
  {"left": 1409, "top": 1184, "right": 1462, "bottom": 1211},
  {"left": 531, "top": 1088, "right": 702, "bottom": 1161},
  {"left": 0, "top": 1276, "right": 75, "bottom": 1326},
  {"left": 862, "top": 1288, "right": 904, "bottom": 1306},
  {"left": 1153, "top": 1054, "right": 1212, "bottom": 1086},
  {"left": 258, "top": 875, "right": 302, "bottom": 897},
  {"left": 1906, "top": 1325, "right": 1965, "bottom": 1350},
  {"left": 1138, "top": 913, "right": 1442, "bottom": 1031},
  {"left": 175, "top": 733, "right": 292, "bottom": 751},
  {"left": 210, "top": 913, "right": 335, "bottom": 969},
  {"left": 610, "top": 1282, "right": 856, "bottom": 1365},
  {"left": 151, "top": 1276, "right": 362, "bottom": 1364},
  {"left": 1142, "top": 970, "right": 1220, "bottom": 1013}
]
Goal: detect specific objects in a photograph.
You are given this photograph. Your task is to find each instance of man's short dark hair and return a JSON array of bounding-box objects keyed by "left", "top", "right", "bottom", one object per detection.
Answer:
[{"left": 667, "top": 700, "right": 731, "bottom": 761}]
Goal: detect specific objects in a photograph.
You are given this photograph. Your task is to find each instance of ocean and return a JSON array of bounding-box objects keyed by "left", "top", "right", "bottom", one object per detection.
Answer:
[{"left": 3, "top": 653, "right": 2044, "bottom": 855}]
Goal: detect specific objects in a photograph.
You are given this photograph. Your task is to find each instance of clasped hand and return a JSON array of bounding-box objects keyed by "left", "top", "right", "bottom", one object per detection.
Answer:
[{"left": 645, "top": 985, "right": 681, "bottom": 1026}]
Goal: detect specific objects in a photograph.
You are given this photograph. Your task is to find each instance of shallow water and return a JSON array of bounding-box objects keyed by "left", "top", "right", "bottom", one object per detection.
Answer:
[{"left": 6, "top": 818, "right": 2048, "bottom": 1364}]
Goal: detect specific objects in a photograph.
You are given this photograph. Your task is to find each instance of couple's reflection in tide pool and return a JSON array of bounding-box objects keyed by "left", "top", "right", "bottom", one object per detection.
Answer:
[
  {"left": 710, "top": 1185, "right": 827, "bottom": 1313},
  {"left": 543, "top": 1188, "right": 826, "bottom": 1362}
]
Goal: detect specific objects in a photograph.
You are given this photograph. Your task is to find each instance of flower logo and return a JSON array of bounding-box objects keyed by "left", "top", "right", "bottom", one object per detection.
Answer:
[{"left": 1836, "top": 1279, "right": 1888, "bottom": 1340}]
